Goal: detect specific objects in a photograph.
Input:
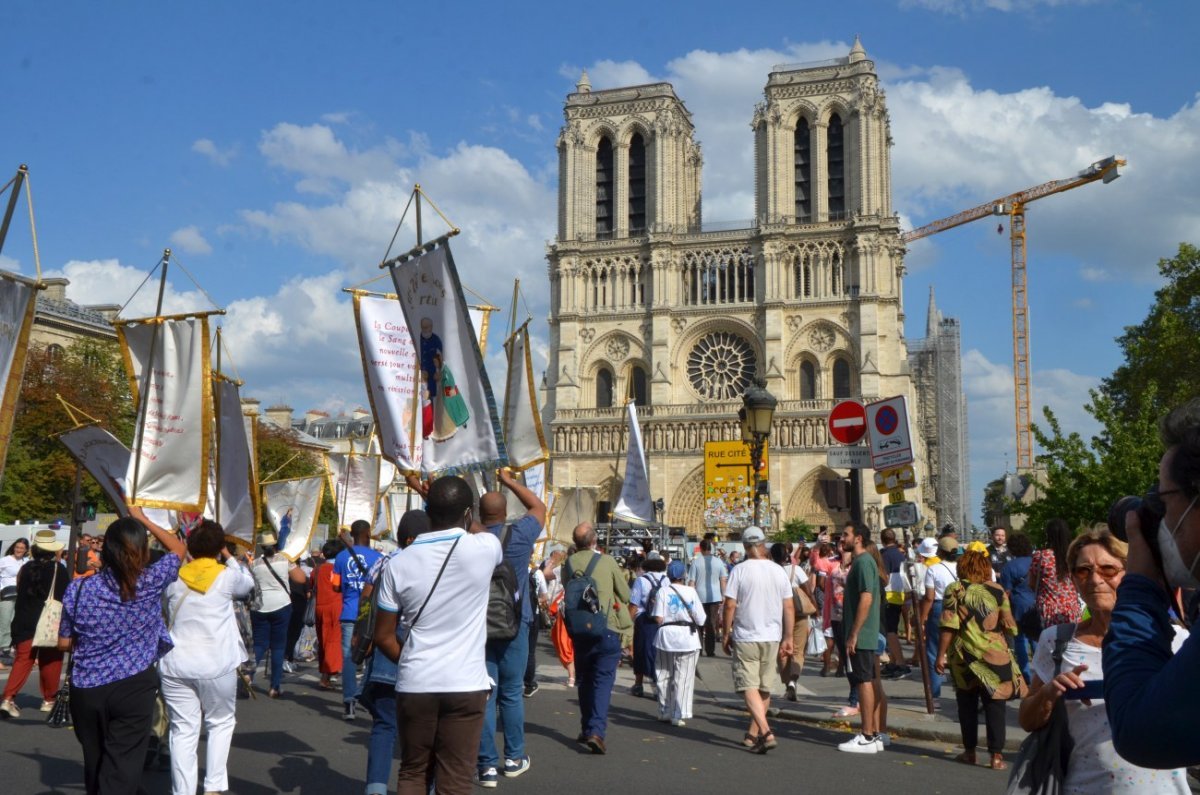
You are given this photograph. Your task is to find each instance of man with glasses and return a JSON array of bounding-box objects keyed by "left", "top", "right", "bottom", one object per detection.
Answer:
[{"left": 1104, "top": 398, "right": 1200, "bottom": 769}]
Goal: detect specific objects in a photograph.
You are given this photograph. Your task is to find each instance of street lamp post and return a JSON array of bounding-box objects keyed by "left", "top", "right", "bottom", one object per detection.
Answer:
[{"left": 739, "top": 377, "right": 777, "bottom": 527}]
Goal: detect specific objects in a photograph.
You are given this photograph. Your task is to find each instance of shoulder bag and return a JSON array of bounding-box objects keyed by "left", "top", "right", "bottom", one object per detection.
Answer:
[
  {"left": 1006, "top": 622, "right": 1076, "bottom": 795},
  {"left": 252, "top": 556, "right": 290, "bottom": 611},
  {"left": 47, "top": 578, "right": 86, "bottom": 728},
  {"left": 32, "top": 564, "right": 64, "bottom": 648},
  {"left": 791, "top": 564, "right": 818, "bottom": 618}
]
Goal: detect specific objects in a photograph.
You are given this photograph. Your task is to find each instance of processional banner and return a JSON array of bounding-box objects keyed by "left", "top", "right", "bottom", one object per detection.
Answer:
[
  {"left": 613, "top": 403, "right": 654, "bottom": 525},
  {"left": 263, "top": 475, "right": 325, "bottom": 561},
  {"left": 352, "top": 293, "right": 421, "bottom": 472},
  {"left": 117, "top": 315, "right": 213, "bottom": 512},
  {"left": 387, "top": 243, "right": 506, "bottom": 477},
  {"left": 57, "top": 425, "right": 133, "bottom": 518},
  {"left": 205, "top": 378, "right": 255, "bottom": 546},
  {"left": 325, "top": 451, "right": 380, "bottom": 529},
  {"left": 0, "top": 271, "right": 39, "bottom": 483},
  {"left": 503, "top": 322, "right": 548, "bottom": 472}
]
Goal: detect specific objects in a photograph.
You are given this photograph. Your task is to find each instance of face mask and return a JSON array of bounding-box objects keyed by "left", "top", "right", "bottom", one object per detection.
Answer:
[{"left": 1158, "top": 495, "right": 1200, "bottom": 591}]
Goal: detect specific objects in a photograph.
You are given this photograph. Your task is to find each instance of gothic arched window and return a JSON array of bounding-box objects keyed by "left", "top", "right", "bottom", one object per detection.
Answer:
[
  {"left": 596, "top": 137, "right": 614, "bottom": 238},
  {"left": 832, "top": 357, "right": 852, "bottom": 399},
  {"left": 630, "top": 365, "right": 648, "bottom": 406},
  {"left": 827, "top": 114, "right": 845, "bottom": 218},
  {"left": 628, "top": 133, "right": 646, "bottom": 234},
  {"left": 596, "top": 366, "right": 614, "bottom": 409},
  {"left": 795, "top": 118, "right": 811, "bottom": 221},
  {"left": 800, "top": 360, "right": 817, "bottom": 400}
]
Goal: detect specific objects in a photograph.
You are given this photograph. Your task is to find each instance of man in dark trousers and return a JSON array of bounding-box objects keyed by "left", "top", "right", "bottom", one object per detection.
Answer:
[
  {"left": 688, "top": 538, "right": 728, "bottom": 657},
  {"left": 475, "top": 468, "right": 546, "bottom": 786},
  {"left": 333, "top": 520, "right": 381, "bottom": 720}
]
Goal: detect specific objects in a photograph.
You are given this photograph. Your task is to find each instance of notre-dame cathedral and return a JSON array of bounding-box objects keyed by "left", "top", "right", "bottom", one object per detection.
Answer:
[{"left": 544, "top": 39, "right": 931, "bottom": 534}]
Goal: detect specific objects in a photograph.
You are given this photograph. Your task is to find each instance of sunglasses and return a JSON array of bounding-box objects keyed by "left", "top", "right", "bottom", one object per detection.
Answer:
[{"left": 1072, "top": 564, "right": 1124, "bottom": 581}]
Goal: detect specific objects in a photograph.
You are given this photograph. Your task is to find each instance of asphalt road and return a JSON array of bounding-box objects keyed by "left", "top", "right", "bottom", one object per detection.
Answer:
[{"left": 0, "top": 642, "right": 1006, "bottom": 794}]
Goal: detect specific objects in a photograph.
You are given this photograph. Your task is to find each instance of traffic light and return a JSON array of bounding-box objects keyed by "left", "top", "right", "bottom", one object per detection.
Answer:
[{"left": 75, "top": 501, "right": 97, "bottom": 524}]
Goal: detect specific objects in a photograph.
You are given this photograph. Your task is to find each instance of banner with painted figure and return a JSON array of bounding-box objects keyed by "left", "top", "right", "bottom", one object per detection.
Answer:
[
  {"left": 325, "top": 451, "right": 380, "bottom": 529},
  {"left": 57, "top": 424, "right": 134, "bottom": 518},
  {"left": 549, "top": 486, "right": 598, "bottom": 543},
  {"left": 352, "top": 291, "right": 422, "bottom": 473},
  {"left": 503, "top": 322, "right": 549, "bottom": 472},
  {"left": 263, "top": 475, "right": 325, "bottom": 561},
  {"left": 204, "top": 378, "right": 255, "bottom": 546},
  {"left": 387, "top": 243, "right": 506, "bottom": 477},
  {"left": 613, "top": 403, "right": 654, "bottom": 525},
  {"left": 0, "top": 271, "right": 39, "bottom": 483}
]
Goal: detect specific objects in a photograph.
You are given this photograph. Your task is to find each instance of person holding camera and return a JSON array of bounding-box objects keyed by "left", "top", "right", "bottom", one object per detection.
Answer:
[{"left": 1104, "top": 398, "right": 1200, "bottom": 769}]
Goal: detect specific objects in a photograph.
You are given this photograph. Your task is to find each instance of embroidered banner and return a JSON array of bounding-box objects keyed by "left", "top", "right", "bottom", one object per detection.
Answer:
[
  {"left": 205, "top": 378, "right": 255, "bottom": 546},
  {"left": 503, "top": 322, "right": 548, "bottom": 472},
  {"left": 352, "top": 293, "right": 421, "bottom": 472},
  {"left": 613, "top": 403, "right": 654, "bottom": 525},
  {"left": 387, "top": 243, "right": 506, "bottom": 476},
  {"left": 325, "top": 451, "right": 380, "bottom": 529},
  {"left": 0, "top": 271, "right": 39, "bottom": 483},
  {"left": 117, "top": 315, "right": 213, "bottom": 512},
  {"left": 263, "top": 475, "right": 325, "bottom": 561}
]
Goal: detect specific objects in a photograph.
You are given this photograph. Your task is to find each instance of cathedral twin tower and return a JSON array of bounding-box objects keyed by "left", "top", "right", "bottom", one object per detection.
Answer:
[{"left": 544, "top": 39, "right": 923, "bottom": 533}]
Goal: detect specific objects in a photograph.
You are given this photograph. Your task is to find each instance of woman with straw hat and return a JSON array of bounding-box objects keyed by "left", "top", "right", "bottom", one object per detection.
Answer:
[{"left": 0, "top": 530, "right": 68, "bottom": 718}]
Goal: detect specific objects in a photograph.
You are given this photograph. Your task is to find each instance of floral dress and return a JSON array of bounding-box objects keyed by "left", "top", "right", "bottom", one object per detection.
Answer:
[
  {"left": 940, "top": 580, "right": 1026, "bottom": 700},
  {"left": 1031, "top": 549, "right": 1081, "bottom": 628}
]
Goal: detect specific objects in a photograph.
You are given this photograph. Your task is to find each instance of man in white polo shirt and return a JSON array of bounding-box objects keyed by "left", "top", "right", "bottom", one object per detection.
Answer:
[
  {"left": 374, "top": 476, "right": 502, "bottom": 795},
  {"left": 722, "top": 526, "right": 794, "bottom": 755}
]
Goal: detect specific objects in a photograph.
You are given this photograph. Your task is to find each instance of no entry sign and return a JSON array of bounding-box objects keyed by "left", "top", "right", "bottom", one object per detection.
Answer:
[{"left": 828, "top": 400, "right": 867, "bottom": 445}]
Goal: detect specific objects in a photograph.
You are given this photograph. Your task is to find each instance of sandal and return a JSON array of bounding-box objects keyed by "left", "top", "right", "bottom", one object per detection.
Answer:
[
  {"left": 954, "top": 751, "right": 977, "bottom": 766},
  {"left": 990, "top": 754, "right": 1007, "bottom": 771},
  {"left": 763, "top": 732, "right": 778, "bottom": 750},
  {"left": 742, "top": 732, "right": 757, "bottom": 748},
  {"left": 746, "top": 734, "right": 771, "bottom": 755}
]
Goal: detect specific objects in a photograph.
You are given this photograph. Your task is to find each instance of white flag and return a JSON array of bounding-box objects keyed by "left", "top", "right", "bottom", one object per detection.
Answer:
[
  {"left": 388, "top": 243, "right": 506, "bottom": 477},
  {"left": 243, "top": 409, "right": 260, "bottom": 527},
  {"left": 57, "top": 425, "right": 133, "bottom": 518},
  {"left": 205, "top": 379, "right": 255, "bottom": 546},
  {"left": 613, "top": 403, "right": 654, "bottom": 525},
  {"left": 503, "top": 322, "right": 549, "bottom": 471},
  {"left": 325, "top": 451, "right": 380, "bottom": 529},
  {"left": 0, "top": 271, "right": 39, "bottom": 483},
  {"left": 352, "top": 293, "right": 422, "bottom": 472},
  {"left": 118, "top": 315, "right": 213, "bottom": 512},
  {"left": 264, "top": 475, "right": 325, "bottom": 561}
]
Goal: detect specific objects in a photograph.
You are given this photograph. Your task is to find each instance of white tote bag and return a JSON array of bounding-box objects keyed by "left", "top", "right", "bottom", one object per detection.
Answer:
[{"left": 32, "top": 564, "right": 63, "bottom": 648}]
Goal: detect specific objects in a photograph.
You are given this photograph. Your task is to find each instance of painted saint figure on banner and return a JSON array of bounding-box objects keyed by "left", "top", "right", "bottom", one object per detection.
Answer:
[
  {"left": 278, "top": 507, "right": 294, "bottom": 549},
  {"left": 417, "top": 317, "right": 470, "bottom": 442},
  {"left": 419, "top": 317, "right": 443, "bottom": 399}
]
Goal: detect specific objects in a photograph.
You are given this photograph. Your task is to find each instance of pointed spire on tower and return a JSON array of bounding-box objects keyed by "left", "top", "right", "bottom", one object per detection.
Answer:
[
  {"left": 926, "top": 285, "right": 942, "bottom": 338},
  {"left": 849, "top": 35, "right": 867, "bottom": 63},
  {"left": 576, "top": 69, "right": 592, "bottom": 94}
]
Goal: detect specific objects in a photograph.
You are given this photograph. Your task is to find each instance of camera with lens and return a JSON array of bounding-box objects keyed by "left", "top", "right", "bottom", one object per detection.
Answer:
[{"left": 1107, "top": 490, "right": 1165, "bottom": 568}]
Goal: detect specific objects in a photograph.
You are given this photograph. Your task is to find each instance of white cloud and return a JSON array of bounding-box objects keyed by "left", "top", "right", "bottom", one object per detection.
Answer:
[
  {"left": 257, "top": 122, "right": 407, "bottom": 195},
  {"left": 0, "top": 254, "right": 20, "bottom": 274},
  {"left": 901, "top": 0, "right": 1096, "bottom": 12},
  {"left": 320, "top": 111, "right": 352, "bottom": 124},
  {"left": 168, "top": 225, "right": 212, "bottom": 255},
  {"left": 1079, "top": 266, "right": 1108, "bottom": 282},
  {"left": 191, "top": 138, "right": 237, "bottom": 167},
  {"left": 46, "top": 259, "right": 214, "bottom": 317}
]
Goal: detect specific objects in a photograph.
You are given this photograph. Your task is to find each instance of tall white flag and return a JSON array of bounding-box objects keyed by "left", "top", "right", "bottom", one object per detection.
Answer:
[
  {"left": 387, "top": 243, "right": 506, "bottom": 477},
  {"left": 117, "top": 315, "right": 213, "bottom": 512},
  {"left": 205, "top": 378, "right": 255, "bottom": 546},
  {"left": 0, "top": 271, "right": 39, "bottom": 483},
  {"left": 352, "top": 293, "right": 422, "bottom": 472},
  {"left": 503, "top": 322, "right": 548, "bottom": 471},
  {"left": 263, "top": 475, "right": 325, "bottom": 561},
  {"left": 325, "top": 451, "right": 380, "bottom": 529},
  {"left": 613, "top": 403, "right": 654, "bottom": 525}
]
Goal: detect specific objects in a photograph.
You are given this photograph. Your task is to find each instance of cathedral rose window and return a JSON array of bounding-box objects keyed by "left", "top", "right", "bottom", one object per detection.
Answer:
[{"left": 686, "top": 331, "right": 756, "bottom": 400}]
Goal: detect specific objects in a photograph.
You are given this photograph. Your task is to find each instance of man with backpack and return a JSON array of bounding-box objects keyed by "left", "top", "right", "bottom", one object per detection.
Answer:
[
  {"left": 475, "top": 467, "right": 546, "bottom": 787},
  {"left": 333, "top": 520, "right": 383, "bottom": 720},
  {"left": 561, "top": 522, "right": 632, "bottom": 755}
]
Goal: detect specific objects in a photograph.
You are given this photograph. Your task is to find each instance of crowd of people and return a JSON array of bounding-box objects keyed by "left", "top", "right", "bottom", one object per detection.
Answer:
[{"left": 1, "top": 398, "right": 1199, "bottom": 793}]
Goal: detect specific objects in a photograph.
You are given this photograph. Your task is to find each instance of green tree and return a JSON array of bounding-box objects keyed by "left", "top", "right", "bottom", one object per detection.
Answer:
[
  {"left": 0, "top": 340, "right": 135, "bottom": 522},
  {"left": 255, "top": 424, "right": 338, "bottom": 530},
  {"left": 773, "top": 517, "right": 813, "bottom": 544}
]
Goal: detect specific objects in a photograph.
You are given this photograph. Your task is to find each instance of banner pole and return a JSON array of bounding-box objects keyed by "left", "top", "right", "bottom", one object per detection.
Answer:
[
  {"left": 414, "top": 184, "right": 423, "bottom": 247},
  {"left": 130, "top": 250, "right": 171, "bottom": 503},
  {"left": 66, "top": 463, "right": 83, "bottom": 579},
  {"left": 214, "top": 327, "right": 223, "bottom": 526},
  {"left": 0, "top": 165, "right": 27, "bottom": 258}
]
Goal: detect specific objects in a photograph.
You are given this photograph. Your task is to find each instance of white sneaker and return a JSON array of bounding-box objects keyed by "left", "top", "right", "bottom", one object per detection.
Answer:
[
  {"left": 0, "top": 699, "right": 19, "bottom": 719},
  {"left": 878, "top": 732, "right": 891, "bottom": 747},
  {"left": 40, "top": 700, "right": 55, "bottom": 712},
  {"left": 672, "top": 719, "right": 686, "bottom": 727},
  {"left": 838, "top": 733, "right": 882, "bottom": 754},
  {"left": 282, "top": 660, "right": 296, "bottom": 674}
]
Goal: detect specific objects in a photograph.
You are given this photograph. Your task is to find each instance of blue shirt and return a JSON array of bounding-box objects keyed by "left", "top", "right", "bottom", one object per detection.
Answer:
[
  {"left": 487, "top": 514, "right": 543, "bottom": 624},
  {"left": 1103, "top": 574, "right": 1200, "bottom": 769},
  {"left": 688, "top": 554, "right": 725, "bottom": 604},
  {"left": 999, "top": 556, "right": 1034, "bottom": 620},
  {"left": 333, "top": 545, "right": 382, "bottom": 622}
]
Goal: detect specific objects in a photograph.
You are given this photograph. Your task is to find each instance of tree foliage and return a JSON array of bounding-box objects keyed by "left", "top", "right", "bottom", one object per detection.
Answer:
[
  {"left": 255, "top": 423, "right": 338, "bottom": 529},
  {"left": 773, "top": 517, "right": 814, "bottom": 543},
  {"left": 0, "top": 340, "right": 135, "bottom": 522}
]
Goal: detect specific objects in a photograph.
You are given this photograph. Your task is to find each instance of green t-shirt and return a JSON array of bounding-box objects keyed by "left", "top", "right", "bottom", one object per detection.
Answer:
[
  {"left": 842, "top": 552, "right": 881, "bottom": 647},
  {"left": 565, "top": 550, "right": 633, "bottom": 635}
]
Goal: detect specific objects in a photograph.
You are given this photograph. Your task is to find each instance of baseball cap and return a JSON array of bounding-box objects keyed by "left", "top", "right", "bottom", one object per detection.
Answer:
[
  {"left": 916, "top": 537, "right": 939, "bottom": 558},
  {"left": 647, "top": 550, "right": 663, "bottom": 561},
  {"left": 742, "top": 526, "right": 766, "bottom": 544},
  {"left": 938, "top": 536, "right": 959, "bottom": 555},
  {"left": 667, "top": 560, "right": 686, "bottom": 581}
]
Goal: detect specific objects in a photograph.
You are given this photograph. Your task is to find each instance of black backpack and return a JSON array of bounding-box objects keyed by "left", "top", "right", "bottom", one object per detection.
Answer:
[
  {"left": 562, "top": 554, "right": 606, "bottom": 638},
  {"left": 486, "top": 526, "right": 520, "bottom": 642},
  {"left": 642, "top": 573, "right": 665, "bottom": 618}
]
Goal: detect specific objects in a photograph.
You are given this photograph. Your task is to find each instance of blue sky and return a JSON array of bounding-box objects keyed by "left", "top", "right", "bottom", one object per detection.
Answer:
[{"left": 3, "top": 0, "right": 1198, "bottom": 522}]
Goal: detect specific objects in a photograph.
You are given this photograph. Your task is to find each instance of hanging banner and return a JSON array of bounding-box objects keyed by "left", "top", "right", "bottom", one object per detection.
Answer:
[
  {"left": 0, "top": 271, "right": 39, "bottom": 483},
  {"left": 374, "top": 488, "right": 410, "bottom": 539},
  {"left": 325, "top": 451, "right": 380, "bottom": 529},
  {"left": 242, "top": 409, "right": 260, "bottom": 531},
  {"left": 387, "top": 243, "right": 506, "bottom": 477},
  {"left": 205, "top": 378, "right": 255, "bottom": 546},
  {"left": 263, "top": 475, "right": 325, "bottom": 561},
  {"left": 56, "top": 424, "right": 134, "bottom": 518},
  {"left": 503, "top": 322, "right": 549, "bottom": 472},
  {"left": 504, "top": 462, "right": 547, "bottom": 522},
  {"left": 117, "top": 315, "right": 213, "bottom": 512},
  {"left": 548, "top": 486, "right": 598, "bottom": 542},
  {"left": 613, "top": 403, "right": 654, "bottom": 525},
  {"left": 352, "top": 293, "right": 421, "bottom": 472}
]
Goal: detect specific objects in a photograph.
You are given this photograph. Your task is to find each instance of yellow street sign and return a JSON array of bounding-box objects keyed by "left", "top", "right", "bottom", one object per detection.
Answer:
[
  {"left": 874, "top": 464, "right": 917, "bottom": 495},
  {"left": 703, "top": 440, "right": 769, "bottom": 528},
  {"left": 888, "top": 489, "right": 906, "bottom": 505}
]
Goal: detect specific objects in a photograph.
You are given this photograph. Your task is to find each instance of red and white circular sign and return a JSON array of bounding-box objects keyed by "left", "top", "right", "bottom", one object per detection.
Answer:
[{"left": 828, "top": 400, "right": 867, "bottom": 445}]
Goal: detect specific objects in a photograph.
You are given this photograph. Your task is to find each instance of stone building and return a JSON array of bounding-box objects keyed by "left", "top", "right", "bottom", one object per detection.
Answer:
[
  {"left": 908, "top": 288, "right": 970, "bottom": 533},
  {"left": 544, "top": 39, "right": 930, "bottom": 534},
  {"left": 28, "top": 278, "right": 120, "bottom": 354}
]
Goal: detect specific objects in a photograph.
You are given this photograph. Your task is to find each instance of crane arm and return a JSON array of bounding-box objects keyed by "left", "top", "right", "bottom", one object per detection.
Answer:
[{"left": 900, "top": 156, "right": 1124, "bottom": 244}]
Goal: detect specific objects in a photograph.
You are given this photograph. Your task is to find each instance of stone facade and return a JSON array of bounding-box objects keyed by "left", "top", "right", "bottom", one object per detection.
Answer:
[
  {"left": 544, "top": 40, "right": 930, "bottom": 535},
  {"left": 28, "top": 278, "right": 120, "bottom": 353}
]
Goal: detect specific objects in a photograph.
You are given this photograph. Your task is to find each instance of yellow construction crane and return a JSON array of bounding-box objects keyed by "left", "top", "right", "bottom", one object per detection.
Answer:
[{"left": 901, "top": 155, "right": 1125, "bottom": 471}]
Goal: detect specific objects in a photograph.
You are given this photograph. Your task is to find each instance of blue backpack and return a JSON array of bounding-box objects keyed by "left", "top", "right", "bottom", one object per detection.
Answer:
[{"left": 562, "top": 554, "right": 607, "bottom": 638}]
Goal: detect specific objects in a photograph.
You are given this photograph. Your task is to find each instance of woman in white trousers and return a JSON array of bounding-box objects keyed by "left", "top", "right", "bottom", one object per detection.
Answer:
[
  {"left": 652, "top": 560, "right": 707, "bottom": 726},
  {"left": 160, "top": 521, "right": 254, "bottom": 795}
]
